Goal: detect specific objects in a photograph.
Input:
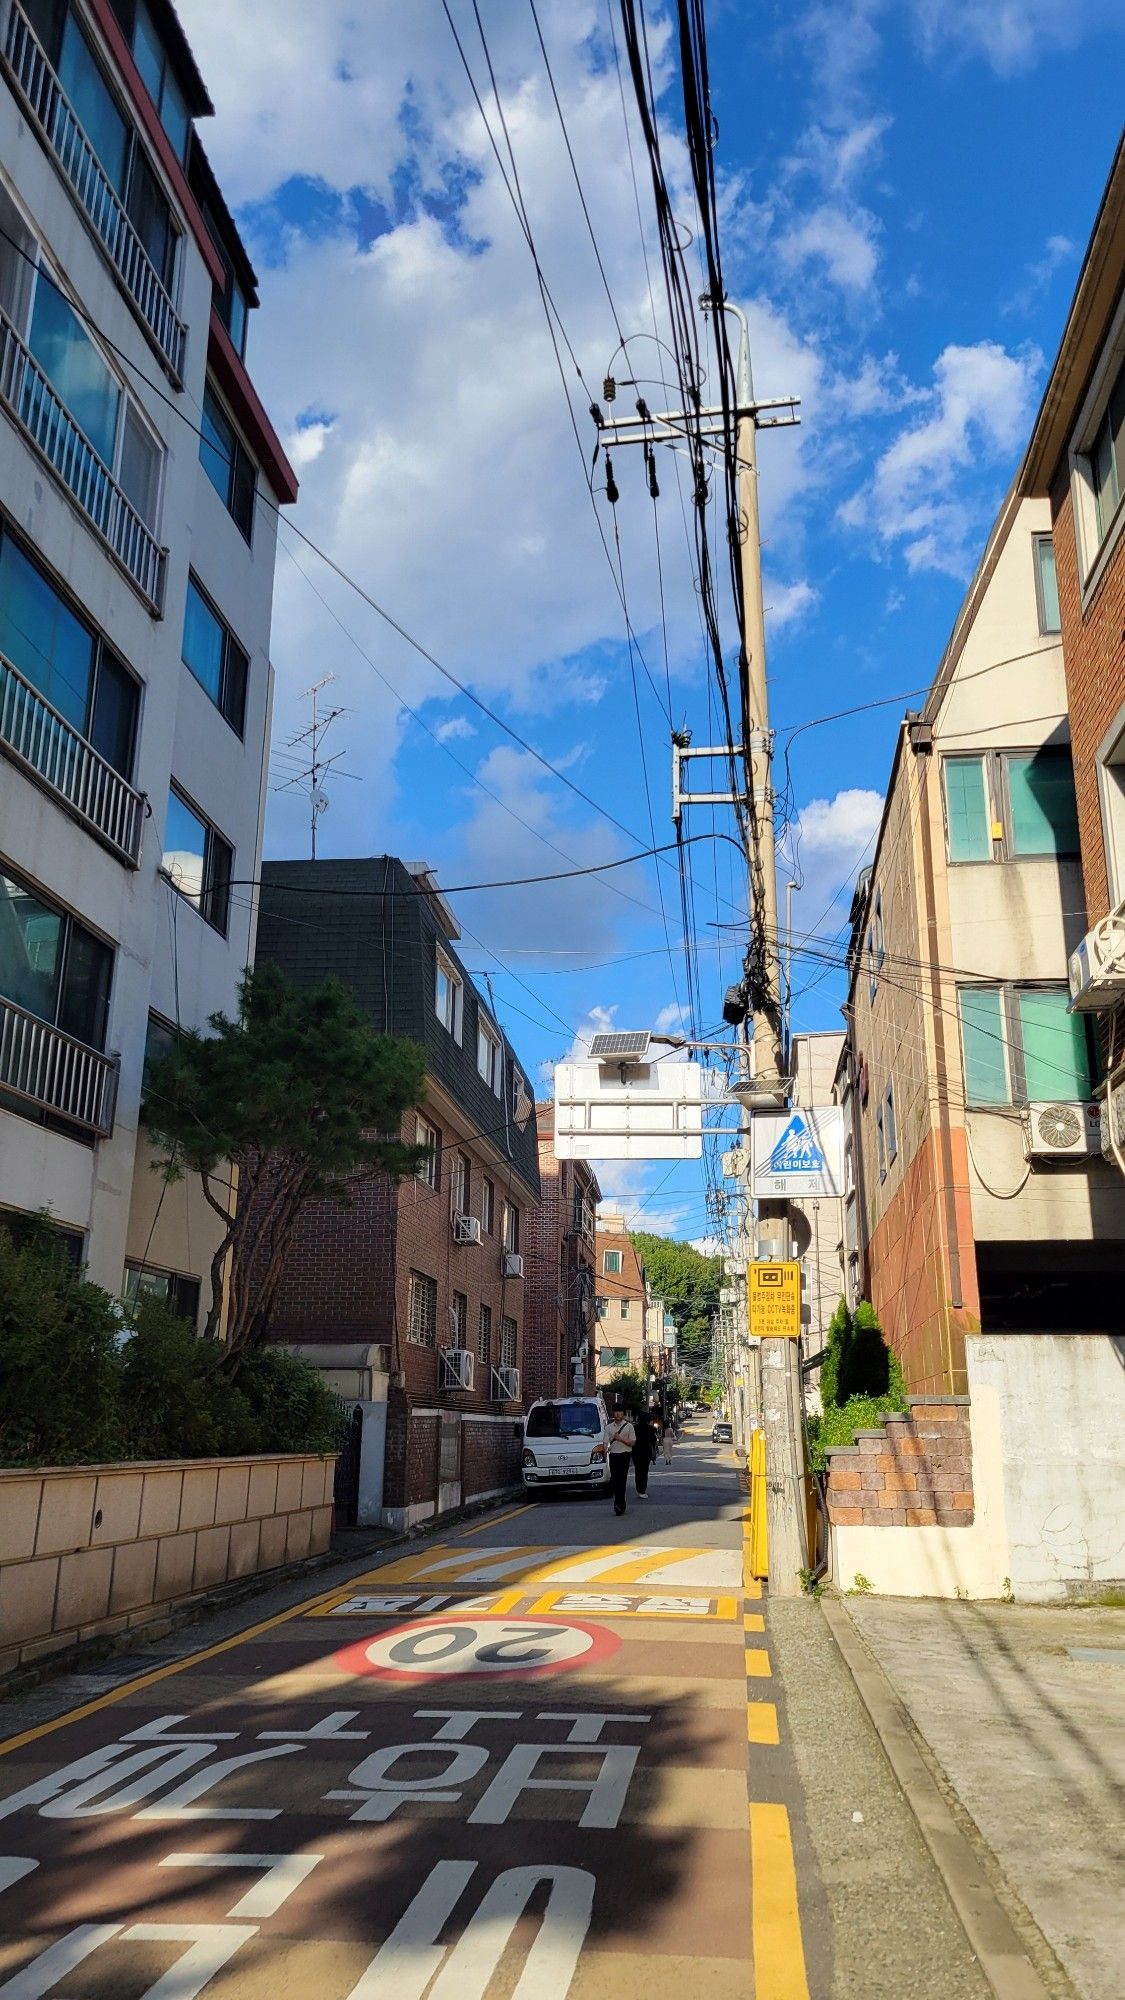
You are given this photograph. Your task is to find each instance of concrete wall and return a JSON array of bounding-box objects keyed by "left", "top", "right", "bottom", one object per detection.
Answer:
[
  {"left": 0, "top": 1454, "right": 335, "bottom": 1675},
  {"left": 966, "top": 1333, "right": 1125, "bottom": 1602}
]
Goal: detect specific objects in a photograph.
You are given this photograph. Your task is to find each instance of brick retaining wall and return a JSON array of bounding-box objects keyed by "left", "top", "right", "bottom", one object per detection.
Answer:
[{"left": 826, "top": 1397, "right": 973, "bottom": 1528}]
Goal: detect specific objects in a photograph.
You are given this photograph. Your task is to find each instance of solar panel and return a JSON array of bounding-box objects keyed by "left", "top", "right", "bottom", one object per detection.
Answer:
[{"left": 589, "top": 1031, "right": 651, "bottom": 1061}]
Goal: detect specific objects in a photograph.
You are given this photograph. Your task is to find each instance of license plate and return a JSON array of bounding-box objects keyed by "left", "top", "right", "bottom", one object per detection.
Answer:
[{"left": 547, "top": 1465, "right": 581, "bottom": 1476}]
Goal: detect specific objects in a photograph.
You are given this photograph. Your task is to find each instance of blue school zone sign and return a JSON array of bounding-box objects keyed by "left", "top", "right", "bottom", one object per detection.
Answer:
[{"left": 750, "top": 1107, "right": 844, "bottom": 1197}]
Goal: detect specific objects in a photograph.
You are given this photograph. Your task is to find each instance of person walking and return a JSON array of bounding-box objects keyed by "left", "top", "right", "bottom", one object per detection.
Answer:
[
  {"left": 607, "top": 1403, "right": 636, "bottom": 1516},
  {"left": 661, "top": 1416, "right": 675, "bottom": 1465},
  {"left": 633, "top": 1407, "right": 657, "bottom": 1498}
]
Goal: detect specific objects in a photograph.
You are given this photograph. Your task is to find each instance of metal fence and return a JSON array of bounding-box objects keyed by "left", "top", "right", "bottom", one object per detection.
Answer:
[
  {"left": 0, "top": 993, "right": 118, "bottom": 1135},
  {"left": 0, "top": 651, "right": 144, "bottom": 863}
]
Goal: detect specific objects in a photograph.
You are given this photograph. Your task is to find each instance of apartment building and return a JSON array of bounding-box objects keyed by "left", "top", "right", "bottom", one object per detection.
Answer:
[
  {"left": 594, "top": 1211, "right": 647, "bottom": 1377},
  {"left": 844, "top": 487, "right": 1125, "bottom": 1383},
  {"left": 254, "top": 857, "right": 541, "bottom": 1532},
  {"left": 1018, "top": 138, "right": 1125, "bottom": 1156},
  {"left": 0, "top": 0, "right": 296, "bottom": 1317},
  {"left": 523, "top": 1101, "right": 600, "bottom": 1403}
]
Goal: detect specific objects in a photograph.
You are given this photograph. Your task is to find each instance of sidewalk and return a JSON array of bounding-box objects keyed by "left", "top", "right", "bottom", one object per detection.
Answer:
[{"left": 840, "top": 1596, "right": 1125, "bottom": 2000}]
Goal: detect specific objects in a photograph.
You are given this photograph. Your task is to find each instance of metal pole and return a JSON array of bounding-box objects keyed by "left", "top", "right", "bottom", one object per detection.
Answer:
[{"left": 709, "top": 300, "right": 806, "bottom": 1595}]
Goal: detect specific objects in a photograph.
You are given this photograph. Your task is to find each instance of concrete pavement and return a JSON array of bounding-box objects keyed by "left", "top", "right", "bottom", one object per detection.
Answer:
[{"left": 0, "top": 1424, "right": 1025, "bottom": 1996}]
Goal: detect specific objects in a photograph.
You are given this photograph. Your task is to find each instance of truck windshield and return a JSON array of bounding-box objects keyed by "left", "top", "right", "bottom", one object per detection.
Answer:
[{"left": 526, "top": 1403, "right": 600, "bottom": 1438}]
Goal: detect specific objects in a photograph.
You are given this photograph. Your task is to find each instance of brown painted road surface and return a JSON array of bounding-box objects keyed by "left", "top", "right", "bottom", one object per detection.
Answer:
[{"left": 0, "top": 1429, "right": 993, "bottom": 1999}]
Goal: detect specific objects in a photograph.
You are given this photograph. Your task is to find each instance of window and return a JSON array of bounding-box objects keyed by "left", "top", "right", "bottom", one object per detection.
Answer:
[
  {"left": 415, "top": 1117, "right": 438, "bottom": 1189},
  {"left": 0, "top": 869, "right": 112, "bottom": 1051},
  {"left": 477, "top": 1016, "right": 501, "bottom": 1091},
  {"left": 595, "top": 1295, "right": 607, "bottom": 1320},
  {"left": 200, "top": 386, "right": 255, "bottom": 541},
  {"left": 875, "top": 1103, "right": 886, "bottom": 1182},
  {"left": 128, "top": 0, "right": 190, "bottom": 159},
  {"left": 868, "top": 892, "right": 883, "bottom": 1002},
  {"left": 600, "top": 1347, "right": 629, "bottom": 1369},
  {"left": 0, "top": 183, "right": 164, "bottom": 524},
  {"left": 450, "top": 1291, "right": 468, "bottom": 1349},
  {"left": 450, "top": 1150, "right": 470, "bottom": 1217},
  {"left": 883, "top": 1081, "right": 897, "bottom": 1167},
  {"left": 142, "top": 1012, "right": 176, "bottom": 1090},
  {"left": 603, "top": 1248, "right": 622, "bottom": 1274},
  {"left": 502, "top": 1200, "right": 520, "bottom": 1254},
  {"left": 1088, "top": 352, "right": 1125, "bottom": 546},
  {"left": 958, "top": 985, "right": 1094, "bottom": 1106},
  {"left": 0, "top": 527, "right": 138, "bottom": 776},
  {"left": 1033, "top": 536, "right": 1061, "bottom": 634},
  {"left": 162, "top": 787, "right": 232, "bottom": 934},
  {"left": 943, "top": 751, "right": 1079, "bottom": 862},
  {"left": 407, "top": 1270, "right": 437, "bottom": 1347},
  {"left": 123, "top": 1262, "right": 199, "bottom": 1322},
  {"left": 844, "top": 1137, "right": 855, "bottom": 1197},
  {"left": 181, "top": 576, "right": 248, "bottom": 734},
  {"left": 28, "top": 6, "right": 180, "bottom": 286},
  {"left": 500, "top": 1316, "right": 518, "bottom": 1369},
  {"left": 620, "top": 1299, "right": 631, "bottom": 1321},
  {"left": 482, "top": 1176, "right": 495, "bottom": 1235},
  {"left": 477, "top": 1302, "right": 492, "bottom": 1365},
  {"left": 435, "top": 952, "right": 463, "bottom": 1040}
]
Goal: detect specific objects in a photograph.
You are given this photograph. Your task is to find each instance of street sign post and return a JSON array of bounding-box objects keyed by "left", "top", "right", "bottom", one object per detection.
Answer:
[{"left": 747, "top": 1262, "right": 801, "bottom": 1340}]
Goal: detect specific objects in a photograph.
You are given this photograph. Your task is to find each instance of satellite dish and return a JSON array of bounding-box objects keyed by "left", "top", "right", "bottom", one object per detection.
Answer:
[{"left": 313, "top": 792, "right": 330, "bottom": 816}]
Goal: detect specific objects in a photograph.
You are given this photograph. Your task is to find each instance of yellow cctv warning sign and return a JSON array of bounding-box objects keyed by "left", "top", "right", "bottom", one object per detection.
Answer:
[{"left": 748, "top": 1261, "right": 801, "bottom": 1339}]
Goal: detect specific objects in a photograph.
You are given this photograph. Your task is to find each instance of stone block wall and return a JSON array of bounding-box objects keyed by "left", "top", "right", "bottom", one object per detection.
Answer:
[
  {"left": 0, "top": 1454, "right": 335, "bottom": 1677},
  {"left": 826, "top": 1397, "right": 973, "bottom": 1529}
]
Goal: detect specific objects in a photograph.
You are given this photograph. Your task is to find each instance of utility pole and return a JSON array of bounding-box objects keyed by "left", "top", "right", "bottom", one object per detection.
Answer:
[{"left": 594, "top": 305, "right": 808, "bottom": 1593}]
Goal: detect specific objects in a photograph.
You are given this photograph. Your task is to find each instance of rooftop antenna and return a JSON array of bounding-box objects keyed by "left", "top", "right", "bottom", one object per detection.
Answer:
[{"left": 279, "top": 674, "right": 345, "bottom": 859}]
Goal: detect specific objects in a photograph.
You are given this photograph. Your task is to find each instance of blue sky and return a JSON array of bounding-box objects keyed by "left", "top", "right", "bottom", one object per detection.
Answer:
[{"left": 177, "top": 0, "right": 1124, "bottom": 1238}]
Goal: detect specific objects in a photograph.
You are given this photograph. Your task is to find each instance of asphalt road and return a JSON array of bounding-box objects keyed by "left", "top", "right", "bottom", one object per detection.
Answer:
[{"left": 0, "top": 1424, "right": 991, "bottom": 1998}]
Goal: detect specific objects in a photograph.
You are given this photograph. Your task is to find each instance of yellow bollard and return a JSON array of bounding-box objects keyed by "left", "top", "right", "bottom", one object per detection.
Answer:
[{"left": 747, "top": 1429, "right": 768, "bottom": 1580}]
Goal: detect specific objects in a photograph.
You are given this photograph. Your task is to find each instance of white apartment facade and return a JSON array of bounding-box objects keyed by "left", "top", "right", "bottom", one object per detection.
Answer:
[{"left": 0, "top": 0, "right": 297, "bottom": 1320}]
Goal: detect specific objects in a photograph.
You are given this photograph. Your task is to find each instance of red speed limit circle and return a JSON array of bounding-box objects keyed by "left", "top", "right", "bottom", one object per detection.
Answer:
[{"left": 333, "top": 1615, "right": 620, "bottom": 1682}]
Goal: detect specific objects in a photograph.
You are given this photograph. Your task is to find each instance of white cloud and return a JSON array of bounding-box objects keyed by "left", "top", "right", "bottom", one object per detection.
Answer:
[
  {"left": 787, "top": 787, "right": 885, "bottom": 944},
  {"left": 434, "top": 715, "right": 476, "bottom": 744},
  {"left": 911, "top": 0, "right": 1123, "bottom": 75},
  {"left": 837, "top": 340, "right": 1042, "bottom": 574},
  {"left": 766, "top": 579, "right": 818, "bottom": 630},
  {"left": 779, "top": 203, "right": 880, "bottom": 294},
  {"left": 1002, "top": 233, "right": 1077, "bottom": 316}
]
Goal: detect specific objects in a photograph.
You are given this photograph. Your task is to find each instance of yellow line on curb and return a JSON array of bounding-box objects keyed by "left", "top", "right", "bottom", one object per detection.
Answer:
[
  {"left": 455, "top": 1502, "right": 535, "bottom": 1538},
  {"left": 744, "top": 1612, "right": 765, "bottom": 1632},
  {"left": 749, "top": 1801, "right": 811, "bottom": 2000},
  {"left": 746, "top": 1647, "right": 772, "bottom": 1678},
  {"left": 747, "top": 1703, "right": 780, "bottom": 1746}
]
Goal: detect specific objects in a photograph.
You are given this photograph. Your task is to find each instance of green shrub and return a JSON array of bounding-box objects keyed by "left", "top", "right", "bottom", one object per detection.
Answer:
[
  {"left": 604, "top": 1367, "right": 648, "bottom": 1415},
  {"left": 806, "top": 1390, "right": 907, "bottom": 1471},
  {"left": 820, "top": 1298, "right": 850, "bottom": 1410},
  {"left": 0, "top": 1230, "right": 344, "bottom": 1467}
]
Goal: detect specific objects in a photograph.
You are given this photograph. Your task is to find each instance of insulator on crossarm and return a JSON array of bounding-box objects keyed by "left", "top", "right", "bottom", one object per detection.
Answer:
[
  {"left": 645, "top": 443, "right": 660, "bottom": 499},
  {"left": 605, "top": 452, "right": 619, "bottom": 506}
]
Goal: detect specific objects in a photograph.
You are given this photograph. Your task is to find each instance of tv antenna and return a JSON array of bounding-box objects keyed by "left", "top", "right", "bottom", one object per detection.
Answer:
[{"left": 279, "top": 674, "right": 346, "bottom": 859}]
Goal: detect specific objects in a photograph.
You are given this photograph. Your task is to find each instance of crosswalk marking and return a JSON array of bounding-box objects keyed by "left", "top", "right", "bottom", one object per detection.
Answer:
[{"left": 360, "top": 1543, "right": 742, "bottom": 1590}]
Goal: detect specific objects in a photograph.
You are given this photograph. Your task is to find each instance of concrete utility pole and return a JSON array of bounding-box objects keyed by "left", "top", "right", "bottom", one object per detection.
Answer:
[{"left": 594, "top": 304, "right": 807, "bottom": 1593}]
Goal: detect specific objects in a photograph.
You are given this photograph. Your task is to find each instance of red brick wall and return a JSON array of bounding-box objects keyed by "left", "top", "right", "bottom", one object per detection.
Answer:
[
  {"left": 864, "top": 1127, "right": 979, "bottom": 1394},
  {"left": 1051, "top": 473, "right": 1125, "bottom": 927},
  {"left": 826, "top": 1400, "right": 974, "bottom": 1527}
]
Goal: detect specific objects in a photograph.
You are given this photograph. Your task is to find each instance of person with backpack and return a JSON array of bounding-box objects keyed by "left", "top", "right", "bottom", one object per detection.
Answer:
[{"left": 607, "top": 1402, "right": 637, "bottom": 1516}]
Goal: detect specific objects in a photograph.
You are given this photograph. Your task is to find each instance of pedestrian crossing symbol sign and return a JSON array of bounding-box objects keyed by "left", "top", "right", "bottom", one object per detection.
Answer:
[
  {"left": 748, "top": 1261, "right": 801, "bottom": 1339},
  {"left": 750, "top": 1106, "right": 844, "bottom": 1196}
]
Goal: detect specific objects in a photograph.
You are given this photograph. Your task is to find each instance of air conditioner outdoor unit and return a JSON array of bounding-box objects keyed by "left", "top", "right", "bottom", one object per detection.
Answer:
[
  {"left": 1023, "top": 1102, "right": 1101, "bottom": 1159},
  {"left": 502, "top": 1251, "right": 524, "bottom": 1279},
  {"left": 441, "top": 1347, "right": 474, "bottom": 1390},
  {"left": 493, "top": 1365, "right": 520, "bottom": 1401},
  {"left": 453, "top": 1213, "right": 482, "bottom": 1245},
  {"left": 1068, "top": 906, "right": 1125, "bottom": 1012},
  {"left": 1102, "top": 1080, "right": 1125, "bottom": 1163}
]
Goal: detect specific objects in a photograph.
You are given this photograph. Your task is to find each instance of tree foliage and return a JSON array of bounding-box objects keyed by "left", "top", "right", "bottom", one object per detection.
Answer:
[
  {"left": 0, "top": 1230, "right": 344, "bottom": 1466},
  {"left": 142, "top": 962, "right": 427, "bottom": 1353},
  {"left": 630, "top": 1230, "right": 721, "bottom": 1361},
  {"left": 820, "top": 1298, "right": 905, "bottom": 1409}
]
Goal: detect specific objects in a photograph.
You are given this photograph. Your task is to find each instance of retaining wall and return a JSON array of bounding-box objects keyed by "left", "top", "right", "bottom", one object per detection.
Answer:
[{"left": 0, "top": 1454, "right": 335, "bottom": 1675}]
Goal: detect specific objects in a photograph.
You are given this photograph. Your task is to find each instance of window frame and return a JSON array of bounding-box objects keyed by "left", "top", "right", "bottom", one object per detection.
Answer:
[
  {"left": 477, "top": 1015, "right": 501, "bottom": 1092},
  {"left": 1032, "top": 534, "right": 1061, "bottom": 635},
  {"left": 449, "top": 1149, "right": 471, "bottom": 1218},
  {"left": 603, "top": 1248, "right": 622, "bottom": 1275},
  {"left": 883, "top": 1080, "right": 897, "bottom": 1168},
  {"left": 199, "top": 382, "right": 255, "bottom": 542},
  {"left": 0, "top": 518, "right": 141, "bottom": 779},
  {"left": 415, "top": 1116, "right": 439, "bottom": 1189},
  {"left": 123, "top": 1260, "right": 199, "bottom": 1322},
  {"left": 450, "top": 1290, "right": 468, "bottom": 1350},
  {"left": 942, "top": 747, "right": 1080, "bottom": 865},
  {"left": 161, "top": 784, "right": 233, "bottom": 936},
  {"left": 481, "top": 1176, "right": 496, "bottom": 1235},
  {"left": 435, "top": 950, "right": 463, "bottom": 1042},
  {"left": 620, "top": 1298, "right": 630, "bottom": 1321},
  {"left": 407, "top": 1268, "right": 438, "bottom": 1348},
  {"left": 502, "top": 1200, "right": 520, "bottom": 1254},
  {"left": 500, "top": 1315, "right": 518, "bottom": 1370},
  {"left": 477, "top": 1302, "right": 492, "bottom": 1364},
  {"left": 1067, "top": 291, "right": 1125, "bottom": 603},
  {"left": 957, "top": 981, "right": 1097, "bottom": 1108},
  {"left": 181, "top": 572, "right": 248, "bottom": 736},
  {"left": 0, "top": 863, "right": 114, "bottom": 1053}
]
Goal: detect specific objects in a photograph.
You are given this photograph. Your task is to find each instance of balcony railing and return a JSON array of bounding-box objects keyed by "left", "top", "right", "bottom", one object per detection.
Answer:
[
  {"left": 0, "top": 651, "right": 143, "bottom": 863},
  {"left": 4, "top": 0, "right": 187, "bottom": 382},
  {"left": 0, "top": 308, "right": 166, "bottom": 611},
  {"left": 0, "top": 993, "right": 118, "bottom": 1135}
]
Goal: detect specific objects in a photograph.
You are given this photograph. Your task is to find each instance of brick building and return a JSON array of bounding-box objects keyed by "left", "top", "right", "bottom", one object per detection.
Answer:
[
  {"left": 523, "top": 1104, "right": 600, "bottom": 1403},
  {"left": 254, "top": 857, "right": 540, "bottom": 1531},
  {"left": 1018, "top": 136, "right": 1125, "bottom": 1156},
  {"left": 594, "top": 1212, "right": 648, "bottom": 1377}
]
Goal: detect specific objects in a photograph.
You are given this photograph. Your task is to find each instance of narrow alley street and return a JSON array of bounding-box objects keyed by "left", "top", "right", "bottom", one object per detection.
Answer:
[{"left": 0, "top": 1425, "right": 997, "bottom": 1999}]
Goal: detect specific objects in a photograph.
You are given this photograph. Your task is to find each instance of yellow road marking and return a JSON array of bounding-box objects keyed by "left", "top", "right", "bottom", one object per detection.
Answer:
[
  {"left": 744, "top": 1612, "right": 765, "bottom": 1633},
  {"left": 747, "top": 1703, "right": 780, "bottom": 1746},
  {"left": 455, "top": 1503, "right": 535, "bottom": 1538},
  {"left": 745, "top": 1648, "right": 772, "bottom": 1678},
  {"left": 0, "top": 1574, "right": 352, "bottom": 1761},
  {"left": 749, "top": 1802, "right": 811, "bottom": 2000},
  {"left": 524, "top": 1590, "right": 738, "bottom": 1621}
]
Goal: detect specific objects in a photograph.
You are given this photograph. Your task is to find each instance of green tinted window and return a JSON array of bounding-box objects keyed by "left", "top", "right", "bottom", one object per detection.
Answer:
[
  {"left": 1018, "top": 990, "right": 1091, "bottom": 1101},
  {"left": 1007, "top": 752, "right": 1079, "bottom": 856},
  {"left": 960, "top": 989, "right": 1008, "bottom": 1104},
  {"left": 944, "top": 757, "right": 990, "bottom": 861}
]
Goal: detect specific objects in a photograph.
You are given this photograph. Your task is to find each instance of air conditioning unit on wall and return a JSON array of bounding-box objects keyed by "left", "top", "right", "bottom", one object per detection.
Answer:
[
  {"left": 441, "top": 1347, "right": 474, "bottom": 1390},
  {"left": 453, "top": 1213, "right": 482, "bottom": 1244},
  {"left": 502, "top": 1251, "right": 524, "bottom": 1279},
  {"left": 493, "top": 1365, "right": 521, "bottom": 1401},
  {"left": 1023, "top": 1102, "right": 1101, "bottom": 1159}
]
